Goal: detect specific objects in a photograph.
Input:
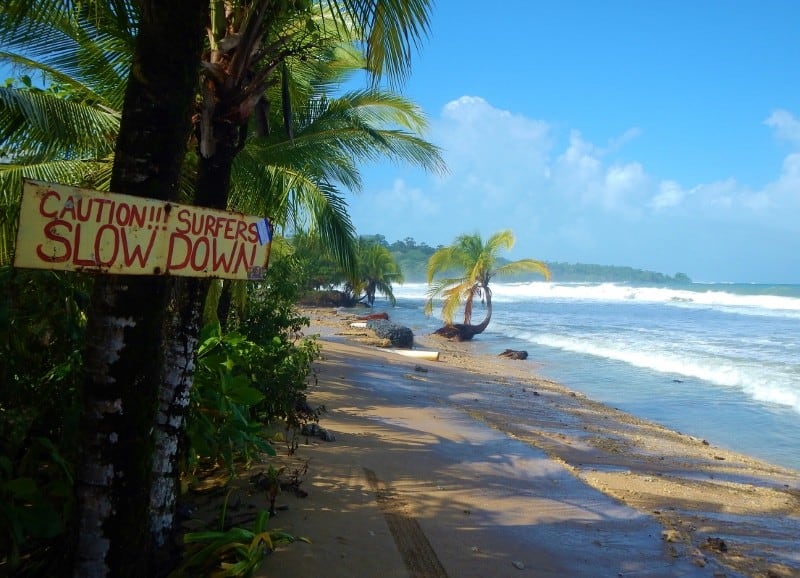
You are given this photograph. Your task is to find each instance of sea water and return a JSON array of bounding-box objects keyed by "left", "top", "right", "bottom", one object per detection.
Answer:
[{"left": 381, "top": 282, "right": 800, "bottom": 472}]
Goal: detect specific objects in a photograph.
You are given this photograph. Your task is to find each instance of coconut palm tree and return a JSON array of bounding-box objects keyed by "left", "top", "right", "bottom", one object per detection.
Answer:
[
  {"left": 424, "top": 230, "right": 551, "bottom": 341},
  {"left": 351, "top": 239, "right": 403, "bottom": 306},
  {"left": 2, "top": 1, "right": 437, "bottom": 575}
]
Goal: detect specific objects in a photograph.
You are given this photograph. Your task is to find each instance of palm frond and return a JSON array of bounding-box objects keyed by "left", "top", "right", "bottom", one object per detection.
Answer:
[
  {"left": 0, "top": 1, "right": 134, "bottom": 109},
  {"left": 336, "top": 0, "right": 433, "bottom": 87},
  {"left": 0, "top": 87, "right": 119, "bottom": 160},
  {"left": 425, "top": 230, "right": 550, "bottom": 325}
]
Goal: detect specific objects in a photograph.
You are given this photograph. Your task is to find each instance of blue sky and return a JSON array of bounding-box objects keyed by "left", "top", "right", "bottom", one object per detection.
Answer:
[{"left": 345, "top": 0, "right": 800, "bottom": 283}]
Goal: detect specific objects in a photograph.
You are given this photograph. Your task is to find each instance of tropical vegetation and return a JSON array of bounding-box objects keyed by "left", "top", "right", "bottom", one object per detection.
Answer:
[
  {"left": 0, "top": 0, "right": 441, "bottom": 576},
  {"left": 292, "top": 232, "right": 404, "bottom": 306},
  {"left": 350, "top": 238, "right": 404, "bottom": 306},
  {"left": 424, "top": 230, "right": 551, "bottom": 341}
]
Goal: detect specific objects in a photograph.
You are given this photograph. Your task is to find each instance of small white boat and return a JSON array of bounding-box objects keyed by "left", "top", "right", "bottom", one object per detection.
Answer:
[
  {"left": 349, "top": 322, "right": 368, "bottom": 328},
  {"left": 387, "top": 349, "right": 440, "bottom": 361}
]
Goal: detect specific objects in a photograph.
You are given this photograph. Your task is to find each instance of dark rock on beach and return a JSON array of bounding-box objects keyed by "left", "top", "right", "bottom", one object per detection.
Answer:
[
  {"left": 365, "top": 319, "right": 414, "bottom": 348},
  {"left": 301, "top": 422, "right": 336, "bottom": 442},
  {"left": 499, "top": 349, "right": 528, "bottom": 360}
]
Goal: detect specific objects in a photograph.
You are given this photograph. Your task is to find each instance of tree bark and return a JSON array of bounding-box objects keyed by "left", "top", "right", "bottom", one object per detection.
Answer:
[
  {"left": 148, "top": 277, "right": 205, "bottom": 575},
  {"left": 147, "top": 57, "right": 248, "bottom": 572},
  {"left": 74, "top": 2, "right": 208, "bottom": 577}
]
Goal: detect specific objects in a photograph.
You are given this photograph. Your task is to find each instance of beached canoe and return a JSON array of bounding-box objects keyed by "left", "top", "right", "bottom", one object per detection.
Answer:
[{"left": 387, "top": 349, "right": 440, "bottom": 361}]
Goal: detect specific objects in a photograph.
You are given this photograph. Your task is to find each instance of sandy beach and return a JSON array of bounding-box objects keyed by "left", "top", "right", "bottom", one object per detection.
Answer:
[{"left": 242, "top": 307, "right": 800, "bottom": 578}]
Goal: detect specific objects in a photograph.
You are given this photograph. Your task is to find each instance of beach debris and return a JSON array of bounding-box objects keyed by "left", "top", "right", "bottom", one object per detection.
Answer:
[
  {"left": 301, "top": 422, "right": 336, "bottom": 442},
  {"left": 414, "top": 364, "right": 428, "bottom": 373},
  {"left": 661, "top": 529, "right": 683, "bottom": 543},
  {"left": 357, "top": 312, "right": 390, "bottom": 321},
  {"left": 392, "top": 349, "right": 440, "bottom": 361},
  {"left": 499, "top": 348, "right": 528, "bottom": 360},
  {"left": 701, "top": 537, "right": 729, "bottom": 553},
  {"left": 365, "top": 319, "right": 414, "bottom": 348}
]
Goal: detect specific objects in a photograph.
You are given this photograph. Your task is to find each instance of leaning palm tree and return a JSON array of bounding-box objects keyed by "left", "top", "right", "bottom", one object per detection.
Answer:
[{"left": 424, "top": 230, "right": 551, "bottom": 341}]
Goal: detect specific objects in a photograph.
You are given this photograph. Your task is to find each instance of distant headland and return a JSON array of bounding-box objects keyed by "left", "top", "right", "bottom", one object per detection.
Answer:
[{"left": 367, "top": 235, "right": 692, "bottom": 284}]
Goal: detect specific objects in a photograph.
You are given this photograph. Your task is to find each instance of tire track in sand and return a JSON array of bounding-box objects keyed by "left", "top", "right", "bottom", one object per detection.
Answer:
[{"left": 364, "top": 468, "right": 448, "bottom": 578}]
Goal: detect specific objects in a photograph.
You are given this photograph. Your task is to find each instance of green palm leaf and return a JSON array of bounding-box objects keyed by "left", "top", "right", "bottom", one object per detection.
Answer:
[{"left": 425, "top": 230, "right": 550, "bottom": 326}]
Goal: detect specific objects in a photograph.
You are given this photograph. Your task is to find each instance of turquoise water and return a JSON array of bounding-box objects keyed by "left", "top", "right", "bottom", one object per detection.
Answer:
[{"left": 382, "top": 282, "right": 800, "bottom": 472}]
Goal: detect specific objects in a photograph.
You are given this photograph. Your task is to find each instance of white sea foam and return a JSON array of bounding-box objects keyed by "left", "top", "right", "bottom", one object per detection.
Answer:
[
  {"left": 396, "top": 281, "right": 800, "bottom": 319},
  {"left": 390, "top": 281, "right": 800, "bottom": 468},
  {"left": 504, "top": 329, "right": 800, "bottom": 414}
]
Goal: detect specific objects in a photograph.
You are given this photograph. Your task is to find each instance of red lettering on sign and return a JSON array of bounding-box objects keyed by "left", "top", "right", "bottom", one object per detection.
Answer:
[
  {"left": 211, "top": 238, "right": 235, "bottom": 272},
  {"left": 175, "top": 209, "right": 191, "bottom": 234},
  {"left": 191, "top": 237, "right": 210, "bottom": 271},
  {"left": 39, "top": 190, "right": 61, "bottom": 218},
  {"left": 36, "top": 220, "right": 71, "bottom": 262},
  {"left": 59, "top": 196, "right": 77, "bottom": 221},
  {"left": 167, "top": 232, "right": 192, "bottom": 270},
  {"left": 202, "top": 216, "right": 218, "bottom": 238},
  {"left": 121, "top": 228, "right": 158, "bottom": 267},
  {"left": 94, "top": 225, "right": 120, "bottom": 267},
  {"left": 72, "top": 223, "right": 97, "bottom": 267}
]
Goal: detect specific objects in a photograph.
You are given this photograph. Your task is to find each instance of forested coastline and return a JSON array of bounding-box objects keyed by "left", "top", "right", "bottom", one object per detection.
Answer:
[{"left": 363, "top": 235, "right": 692, "bottom": 284}]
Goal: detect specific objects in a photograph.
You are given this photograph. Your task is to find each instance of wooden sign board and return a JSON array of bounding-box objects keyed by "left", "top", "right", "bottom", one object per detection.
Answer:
[{"left": 13, "top": 179, "right": 273, "bottom": 280}]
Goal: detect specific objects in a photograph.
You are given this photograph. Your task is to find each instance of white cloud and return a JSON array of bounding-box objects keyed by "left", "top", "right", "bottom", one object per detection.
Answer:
[
  {"left": 764, "top": 109, "right": 800, "bottom": 147},
  {"left": 606, "top": 127, "right": 643, "bottom": 152},
  {"left": 758, "top": 152, "right": 800, "bottom": 218},
  {"left": 435, "top": 101, "right": 650, "bottom": 218},
  {"left": 650, "top": 180, "right": 686, "bottom": 210},
  {"left": 382, "top": 178, "right": 440, "bottom": 215},
  {"left": 552, "top": 131, "right": 603, "bottom": 201},
  {"left": 435, "top": 96, "right": 552, "bottom": 198},
  {"left": 551, "top": 131, "right": 647, "bottom": 215},
  {"left": 356, "top": 98, "right": 800, "bottom": 267},
  {"left": 603, "top": 162, "right": 647, "bottom": 214}
]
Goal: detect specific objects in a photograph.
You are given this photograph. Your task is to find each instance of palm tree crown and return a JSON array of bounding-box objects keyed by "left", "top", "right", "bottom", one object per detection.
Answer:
[
  {"left": 353, "top": 239, "right": 403, "bottom": 306},
  {"left": 424, "top": 230, "right": 550, "bottom": 337}
]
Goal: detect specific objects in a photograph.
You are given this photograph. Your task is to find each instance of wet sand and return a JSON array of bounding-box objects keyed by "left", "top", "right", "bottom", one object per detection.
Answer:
[{"left": 253, "top": 307, "right": 800, "bottom": 578}]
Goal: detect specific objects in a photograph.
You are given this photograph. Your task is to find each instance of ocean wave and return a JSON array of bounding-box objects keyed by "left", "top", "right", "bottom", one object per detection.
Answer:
[
  {"left": 395, "top": 281, "right": 800, "bottom": 318},
  {"left": 511, "top": 331, "right": 800, "bottom": 414}
]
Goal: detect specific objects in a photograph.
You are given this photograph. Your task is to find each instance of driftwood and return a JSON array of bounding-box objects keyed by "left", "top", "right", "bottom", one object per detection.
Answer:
[
  {"left": 432, "top": 323, "right": 483, "bottom": 342},
  {"left": 357, "top": 312, "right": 389, "bottom": 321},
  {"left": 498, "top": 349, "right": 528, "bottom": 360}
]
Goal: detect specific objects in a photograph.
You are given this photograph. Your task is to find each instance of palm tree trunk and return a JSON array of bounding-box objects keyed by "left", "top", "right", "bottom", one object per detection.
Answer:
[
  {"left": 74, "top": 2, "right": 207, "bottom": 576},
  {"left": 147, "top": 68, "right": 246, "bottom": 572},
  {"left": 149, "top": 277, "right": 206, "bottom": 574},
  {"left": 471, "top": 289, "right": 493, "bottom": 335},
  {"left": 76, "top": 275, "right": 168, "bottom": 578}
]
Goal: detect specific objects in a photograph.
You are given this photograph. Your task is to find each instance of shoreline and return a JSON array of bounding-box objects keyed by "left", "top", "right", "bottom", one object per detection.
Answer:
[{"left": 257, "top": 307, "right": 800, "bottom": 577}]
